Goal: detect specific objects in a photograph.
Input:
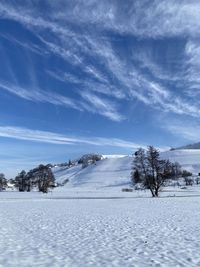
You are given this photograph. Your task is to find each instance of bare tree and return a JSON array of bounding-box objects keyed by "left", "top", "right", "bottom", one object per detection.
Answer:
[
  {"left": 36, "top": 165, "right": 55, "bottom": 193},
  {"left": 132, "top": 146, "right": 175, "bottom": 197},
  {"left": 171, "top": 162, "right": 182, "bottom": 180},
  {"left": 0, "top": 173, "right": 7, "bottom": 191},
  {"left": 15, "top": 170, "right": 27, "bottom": 192}
]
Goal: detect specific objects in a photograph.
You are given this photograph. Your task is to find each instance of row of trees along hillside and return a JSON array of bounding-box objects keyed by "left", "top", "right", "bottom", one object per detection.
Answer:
[
  {"left": 131, "top": 146, "right": 193, "bottom": 197},
  {"left": 15, "top": 164, "right": 55, "bottom": 193},
  {"left": 56, "top": 154, "right": 102, "bottom": 169},
  {"left": 78, "top": 154, "right": 102, "bottom": 168}
]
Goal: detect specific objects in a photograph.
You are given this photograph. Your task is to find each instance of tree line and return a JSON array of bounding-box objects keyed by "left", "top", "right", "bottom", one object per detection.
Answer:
[
  {"left": 131, "top": 146, "right": 193, "bottom": 197},
  {"left": 1, "top": 164, "right": 55, "bottom": 193},
  {"left": 14, "top": 164, "right": 55, "bottom": 193}
]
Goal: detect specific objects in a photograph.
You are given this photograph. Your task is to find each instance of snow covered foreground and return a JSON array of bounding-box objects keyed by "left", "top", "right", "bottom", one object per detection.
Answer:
[
  {"left": 1, "top": 191, "right": 200, "bottom": 267},
  {"left": 2, "top": 150, "right": 200, "bottom": 266}
]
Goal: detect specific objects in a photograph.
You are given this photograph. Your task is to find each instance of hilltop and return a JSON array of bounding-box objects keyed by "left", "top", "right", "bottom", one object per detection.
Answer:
[{"left": 52, "top": 149, "right": 200, "bottom": 190}]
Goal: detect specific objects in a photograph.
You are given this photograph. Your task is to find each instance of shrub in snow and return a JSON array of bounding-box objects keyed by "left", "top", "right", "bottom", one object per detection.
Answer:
[
  {"left": 195, "top": 177, "right": 200, "bottom": 185},
  {"left": 134, "top": 183, "right": 143, "bottom": 190},
  {"left": 181, "top": 170, "right": 193, "bottom": 186},
  {"left": 122, "top": 188, "right": 133, "bottom": 192},
  {"left": 184, "top": 177, "right": 194, "bottom": 186}
]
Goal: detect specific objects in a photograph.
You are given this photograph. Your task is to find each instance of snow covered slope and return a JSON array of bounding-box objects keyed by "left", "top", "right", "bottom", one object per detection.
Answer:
[
  {"left": 53, "top": 149, "right": 200, "bottom": 190},
  {"left": 53, "top": 156, "right": 132, "bottom": 189},
  {"left": 161, "top": 149, "right": 200, "bottom": 174}
]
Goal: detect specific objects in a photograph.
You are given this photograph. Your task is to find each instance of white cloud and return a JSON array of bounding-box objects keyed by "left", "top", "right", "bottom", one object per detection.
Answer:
[
  {"left": 1, "top": 0, "right": 200, "bottom": 121},
  {"left": 46, "top": 70, "right": 81, "bottom": 84},
  {"left": 0, "top": 125, "right": 145, "bottom": 149},
  {"left": 132, "top": 50, "right": 182, "bottom": 83},
  {"left": 0, "top": 80, "right": 125, "bottom": 121},
  {"left": 0, "top": 80, "right": 81, "bottom": 111},
  {"left": 164, "top": 123, "right": 200, "bottom": 143},
  {"left": 80, "top": 91, "right": 124, "bottom": 122},
  {"left": 46, "top": 69, "right": 125, "bottom": 100},
  {"left": 184, "top": 40, "right": 200, "bottom": 95},
  {"left": 45, "top": 0, "right": 200, "bottom": 38},
  {"left": 0, "top": 33, "right": 44, "bottom": 55}
]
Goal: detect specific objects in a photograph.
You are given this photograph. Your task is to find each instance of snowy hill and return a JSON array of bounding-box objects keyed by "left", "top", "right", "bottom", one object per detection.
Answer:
[
  {"left": 53, "top": 149, "right": 200, "bottom": 190},
  {"left": 53, "top": 156, "right": 133, "bottom": 189},
  {"left": 161, "top": 149, "right": 200, "bottom": 174}
]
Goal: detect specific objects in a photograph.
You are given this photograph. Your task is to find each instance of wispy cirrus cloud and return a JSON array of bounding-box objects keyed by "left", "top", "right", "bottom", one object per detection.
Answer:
[
  {"left": 46, "top": 69, "right": 125, "bottom": 100},
  {"left": 163, "top": 122, "right": 200, "bottom": 143},
  {"left": 1, "top": 0, "right": 200, "bottom": 122},
  {"left": 0, "top": 33, "right": 44, "bottom": 55},
  {"left": 0, "top": 80, "right": 81, "bottom": 111},
  {"left": 46, "top": 70, "right": 81, "bottom": 85},
  {"left": 0, "top": 125, "right": 146, "bottom": 149},
  {"left": 80, "top": 91, "right": 124, "bottom": 122},
  {"left": 132, "top": 50, "right": 183, "bottom": 83},
  {"left": 59, "top": 0, "right": 200, "bottom": 38},
  {"left": 0, "top": 80, "right": 123, "bottom": 121},
  {"left": 184, "top": 40, "right": 200, "bottom": 96},
  {"left": 77, "top": 35, "right": 200, "bottom": 118}
]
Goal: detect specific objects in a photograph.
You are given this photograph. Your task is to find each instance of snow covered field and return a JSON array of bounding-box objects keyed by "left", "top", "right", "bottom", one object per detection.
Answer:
[
  {"left": 2, "top": 150, "right": 200, "bottom": 266},
  {"left": 1, "top": 189, "right": 200, "bottom": 267}
]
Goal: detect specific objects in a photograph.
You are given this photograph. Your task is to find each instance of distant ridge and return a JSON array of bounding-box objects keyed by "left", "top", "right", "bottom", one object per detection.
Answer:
[{"left": 176, "top": 142, "right": 200, "bottom": 150}]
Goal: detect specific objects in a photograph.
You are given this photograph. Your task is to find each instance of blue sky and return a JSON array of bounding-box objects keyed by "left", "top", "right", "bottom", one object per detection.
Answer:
[{"left": 1, "top": 0, "right": 200, "bottom": 177}]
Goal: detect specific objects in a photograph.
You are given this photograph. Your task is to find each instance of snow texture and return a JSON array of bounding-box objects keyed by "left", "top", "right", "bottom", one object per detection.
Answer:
[{"left": 1, "top": 190, "right": 200, "bottom": 267}]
